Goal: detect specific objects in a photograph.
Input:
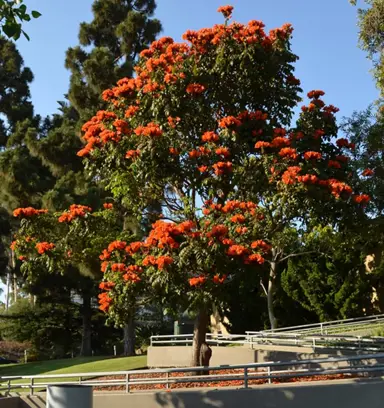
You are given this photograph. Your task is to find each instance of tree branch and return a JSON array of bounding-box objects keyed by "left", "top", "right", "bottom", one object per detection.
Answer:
[
  {"left": 260, "top": 279, "right": 268, "bottom": 296},
  {"left": 278, "top": 251, "right": 316, "bottom": 264}
]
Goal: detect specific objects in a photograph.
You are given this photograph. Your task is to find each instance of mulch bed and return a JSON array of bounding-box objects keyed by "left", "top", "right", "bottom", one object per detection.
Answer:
[{"left": 93, "top": 368, "right": 359, "bottom": 392}]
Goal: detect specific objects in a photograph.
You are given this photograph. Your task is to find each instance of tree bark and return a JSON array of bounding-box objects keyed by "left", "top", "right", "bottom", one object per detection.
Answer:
[
  {"left": 191, "top": 310, "right": 211, "bottom": 373},
  {"left": 123, "top": 313, "right": 136, "bottom": 356},
  {"left": 80, "top": 293, "right": 92, "bottom": 357},
  {"left": 268, "top": 250, "right": 278, "bottom": 331}
]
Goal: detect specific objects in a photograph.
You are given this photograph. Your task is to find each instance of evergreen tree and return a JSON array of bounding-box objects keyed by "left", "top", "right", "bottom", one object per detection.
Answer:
[{"left": 65, "top": 0, "right": 162, "bottom": 123}]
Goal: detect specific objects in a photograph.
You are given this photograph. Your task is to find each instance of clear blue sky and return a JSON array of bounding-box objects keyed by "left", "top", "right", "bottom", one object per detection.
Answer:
[{"left": 17, "top": 0, "right": 377, "bottom": 121}]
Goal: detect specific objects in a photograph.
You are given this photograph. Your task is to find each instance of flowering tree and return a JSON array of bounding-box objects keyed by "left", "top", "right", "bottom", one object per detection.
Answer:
[
  {"left": 11, "top": 203, "right": 127, "bottom": 356},
  {"left": 72, "top": 5, "right": 369, "bottom": 365}
]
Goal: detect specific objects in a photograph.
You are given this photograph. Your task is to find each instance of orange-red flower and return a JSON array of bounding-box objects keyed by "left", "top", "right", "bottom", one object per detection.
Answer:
[
  {"left": 126, "top": 242, "right": 142, "bottom": 255},
  {"left": 215, "top": 147, "right": 230, "bottom": 158},
  {"left": 126, "top": 149, "right": 141, "bottom": 160},
  {"left": 111, "top": 263, "right": 126, "bottom": 272},
  {"left": 189, "top": 275, "right": 207, "bottom": 287},
  {"left": 251, "top": 240, "right": 272, "bottom": 252},
  {"left": 169, "top": 147, "right": 180, "bottom": 155},
  {"left": 103, "top": 203, "right": 114, "bottom": 209},
  {"left": 58, "top": 204, "right": 92, "bottom": 223},
  {"left": 307, "top": 90, "right": 325, "bottom": 99},
  {"left": 186, "top": 83, "right": 206, "bottom": 94},
  {"left": 212, "top": 161, "right": 232, "bottom": 175},
  {"left": 167, "top": 116, "right": 181, "bottom": 128},
  {"left": 213, "top": 274, "right": 227, "bottom": 284},
  {"left": 353, "top": 194, "right": 370, "bottom": 205},
  {"left": 304, "top": 151, "right": 322, "bottom": 160},
  {"left": 202, "top": 131, "right": 219, "bottom": 143},
  {"left": 244, "top": 253, "right": 265, "bottom": 264},
  {"left": 282, "top": 166, "right": 301, "bottom": 185},
  {"left": 36, "top": 242, "right": 55, "bottom": 255},
  {"left": 279, "top": 148, "right": 298, "bottom": 160},
  {"left": 134, "top": 123, "right": 162, "bottom": 137},
  {"left": 230, "top": 214, "right": 246, "bottom": 223},
  {"left": 227, "top": 245, "right": 249, "bottom": 256},
  {"left": 218, "top": 116, "right": 241, "bottom": 128},
  {"left": 13, "top": 207, "right": 48, "bottom": 218},
  {"left": 156, "top": 256, "right": 174, "bottom": 270},
  {"left": 108, "top": 241, "right": 127, "bottom": 252},
  {"left": 255, "top": 141, "right": 271, "bottom": 149},
  {"left": 362, "top": 169, "right": 374, "bottom": 177},
  {"left": 217, "top": 5, "right": 234, "bottom": 19},
  {"left": 125, "top": 105, "right": 139, "bottom": 118}
]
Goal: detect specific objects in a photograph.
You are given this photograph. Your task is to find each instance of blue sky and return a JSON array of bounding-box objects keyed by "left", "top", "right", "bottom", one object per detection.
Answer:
[{"left": 16, "top": 0, "right": 377, "bottom": 121}]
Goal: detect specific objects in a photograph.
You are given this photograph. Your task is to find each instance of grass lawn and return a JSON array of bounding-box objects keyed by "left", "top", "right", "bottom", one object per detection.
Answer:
[{"left": 0, "top": 355, "right": 147, "bottom": 392}]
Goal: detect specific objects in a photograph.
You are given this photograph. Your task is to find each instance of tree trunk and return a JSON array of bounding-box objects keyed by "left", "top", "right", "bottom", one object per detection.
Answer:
[
  {"left": 268, "top": 251, "right": 278, "bottom": 331},
  {"left": 191, "top": 310, "right": 211, "bottom": 373},
  {"left": 5, "top": 272, "right": 10, "bottom": 311},
  {"left": 80, "top": 293, "right": 92, "bottom": 357},
  {"left": 123, "top": 313, "right": 136, "bottom": 356}
]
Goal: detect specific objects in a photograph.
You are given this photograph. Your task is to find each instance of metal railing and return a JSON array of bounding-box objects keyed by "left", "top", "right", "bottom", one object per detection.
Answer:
[
  {"left": 249, "top": 314, "right": 384, "bottom": 336},
  {"left": 1, "top": 353, "right": 384, "bottom": 396},
  {"left": 150, "top": 332, "right": 384, "bottom": 351}
]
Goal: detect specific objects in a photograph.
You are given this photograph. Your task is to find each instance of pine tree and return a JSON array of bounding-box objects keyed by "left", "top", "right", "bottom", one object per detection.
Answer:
[{"left": 65, "top": 0, "right": 161, "bottom": 123}]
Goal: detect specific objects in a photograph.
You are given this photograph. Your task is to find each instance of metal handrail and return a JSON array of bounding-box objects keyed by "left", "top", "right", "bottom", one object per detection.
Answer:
[
  {"left": 1, "top": 353, "right": 384, "bottom": 396},
  {"left": 247, "top": 314, "right": 384, "bottom": 335},
  {"left": 150, "top": 331, "right": 384, "bottom": 351}
]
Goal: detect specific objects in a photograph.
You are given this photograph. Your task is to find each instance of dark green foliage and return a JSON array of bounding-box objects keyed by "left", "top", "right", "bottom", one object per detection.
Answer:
[
  {"left": 65, "top": 0, "right": 161, "bottom": 122},
  {"left": 282, "top": 246, "right": 374, "bottom": 321},
  {"left": 0, "top": 1, "right": 41, "bottom": 41},
  {"left": 352, "top": 0, "right": 384, "bottom": 96}
]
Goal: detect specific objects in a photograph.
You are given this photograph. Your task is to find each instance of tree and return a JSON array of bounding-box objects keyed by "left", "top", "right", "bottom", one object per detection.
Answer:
[
  {"left": 0, "top": 0, "right": 41, "bottom": 41},
  {"left": 351, "top": 0, "right": 384, "bottom": 97},
  {"left": 65, "top": 0, "right": 162, "bottom": 123},
  {"left": 282, "top": 227, "right": 374, "bottom": 321},
  {"left": 11, "top": 203, "right": 129, "bottom": 356},
  {"left": 78, "top": 5, "right": 369, "bottom": 367}
]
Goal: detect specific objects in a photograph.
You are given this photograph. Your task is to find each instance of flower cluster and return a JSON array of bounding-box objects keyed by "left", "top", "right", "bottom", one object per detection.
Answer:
[
  {"left": 58, "top": 205, "right": 92, "bottom": 223},
  {"left": 13, "top": 208, "right": 48, "bottom": 218},
  {"left": 36, "top": 242, "right": 55, "bottom": 255}
]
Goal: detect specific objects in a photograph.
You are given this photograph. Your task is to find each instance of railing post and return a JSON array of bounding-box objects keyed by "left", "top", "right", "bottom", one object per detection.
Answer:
[
  {"left": 312, "top": 338, "right": 316, "bottom": 348},
  {"left": 320, "top": 323, "right": 323, "bottom": 335},
  {"left": 267, "top": 366, "right": 271, "bottom": 384},
  {"left": 166, "top": 372, "right": 170, "bottom": 389},
  {"left": 126, "top": 374, "right": 130, "bottom": 393},
  {"left": 7, "top": 379, "right": 11, "bottom": 395},
  {"left": 79, "top": 376, "right": 82, "bottom": 385},
  {"left": 30, "top": 378, "right": 34, "bottom": 396},
  {"left": 150, "top": 336, "right": 153, "bottom": 347},
  {"left": 244, "top": 367, "right": 248, "bottom": 388}
]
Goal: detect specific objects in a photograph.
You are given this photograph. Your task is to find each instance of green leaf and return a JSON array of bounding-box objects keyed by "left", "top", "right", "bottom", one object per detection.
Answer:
[
  {"left": 22, "top": 29, "right": 30, "bottom": 41},
  {"left": 2, "top": 22, "right": 19, "bottom": 38},
  {"left": 31, "top": 10, "right": 42, "bottom": 18}
]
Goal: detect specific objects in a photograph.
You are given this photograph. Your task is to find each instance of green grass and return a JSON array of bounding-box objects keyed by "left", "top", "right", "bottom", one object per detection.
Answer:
[{"left": 0, "top": 355, "right": 147, "bottom": 392}]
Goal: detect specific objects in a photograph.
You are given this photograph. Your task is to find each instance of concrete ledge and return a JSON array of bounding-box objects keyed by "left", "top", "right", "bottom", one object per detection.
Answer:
[
  {"left": 147, "top": 345, "right": 384, "bottom": 368},
  {"left": 147, "top": 346, "right": 257, "bottom": 367}
]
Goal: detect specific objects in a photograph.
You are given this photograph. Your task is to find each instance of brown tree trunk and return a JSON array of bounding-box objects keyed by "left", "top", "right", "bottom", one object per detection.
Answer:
[
  {"left": 191, "top": 310, "right": 211, "bottom": 373},
  {"left": 268, "top": 250, "right": 278, "bottom": 331},
  {"left": 80, "top": 293, "right": 92, "bottom": 357},
  {"left": 123, "top": 314, "right": 136, "bottom": 356}
]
